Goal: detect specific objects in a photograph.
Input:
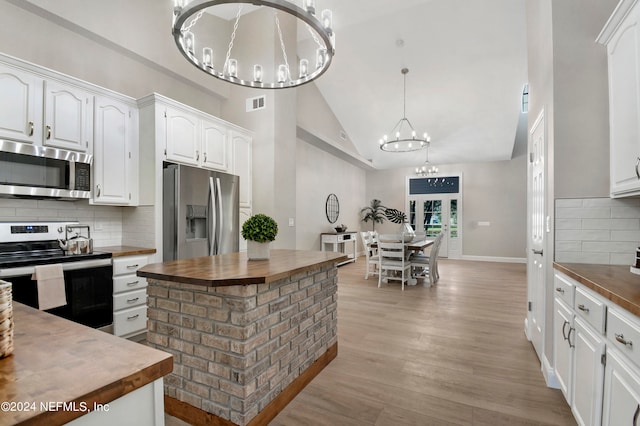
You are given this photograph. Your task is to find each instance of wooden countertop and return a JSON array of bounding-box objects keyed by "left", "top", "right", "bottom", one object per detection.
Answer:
[
  {"left": 95, "top": 245, "right": 156, "bottom": 258},
  {"left": 554, "top": 262, "right": 640, "bottom": 316},
  {"left": 0, "top": 303, "right": 173, "bottom": 425},
  {"left": 137, "top": 249, "right": 348, "bottom": 287}
]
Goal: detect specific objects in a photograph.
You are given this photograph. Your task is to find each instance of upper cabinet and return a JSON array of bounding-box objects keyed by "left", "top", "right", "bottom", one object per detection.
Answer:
[
  {"left": 231, "top": 130, "right": 252, "bottom": 209},
  {"left": 91, "top": 95, "right": 138, "bottom": 206},
  {"left": 0, "top": 64, "right": 42, "bottom": 144},
  {"left": 598, "top": 0, "right": 640, "bottom": 197},
  {"left": 0, "top": 63, "right": 92, "bottom": 152},
  {"left": 164, "top": 101, "right": 231, "bottom": 172}
]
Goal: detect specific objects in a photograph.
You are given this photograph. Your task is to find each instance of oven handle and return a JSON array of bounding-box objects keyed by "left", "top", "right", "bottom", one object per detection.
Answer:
[{"left": 0, "top": 258, "right": 112, "bottom": 278}]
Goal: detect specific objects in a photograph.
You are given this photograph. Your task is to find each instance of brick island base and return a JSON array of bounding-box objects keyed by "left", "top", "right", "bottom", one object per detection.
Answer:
[{"left": 145, "top": 260, "right": 339, "bottom": 426}]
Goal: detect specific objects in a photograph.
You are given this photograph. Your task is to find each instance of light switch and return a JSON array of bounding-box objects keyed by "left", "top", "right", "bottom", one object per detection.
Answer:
[{"left": 288, "top": 218, "right": 295, "bottom": 227}]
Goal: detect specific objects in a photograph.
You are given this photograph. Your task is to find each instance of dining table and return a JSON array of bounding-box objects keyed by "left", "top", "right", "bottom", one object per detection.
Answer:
[{"left": 370, "top": 237, "right": 435, "bottom": 285}]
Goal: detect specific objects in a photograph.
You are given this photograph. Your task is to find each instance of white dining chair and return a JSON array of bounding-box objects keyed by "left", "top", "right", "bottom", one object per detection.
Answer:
[
  {"left": 360, "top": 231, "right": 379, "bottom": 279},
  {"left": 378, "top": 240, "right": 412, "bottom": 291},
  {"left": 410, "top": 232, "right": 443, "bottom": 285}
]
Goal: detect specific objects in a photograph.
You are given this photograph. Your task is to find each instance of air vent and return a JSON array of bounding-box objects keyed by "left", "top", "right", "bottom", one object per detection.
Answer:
[{"left": 246, "top": 95, "right": 266, "bottom": 112}]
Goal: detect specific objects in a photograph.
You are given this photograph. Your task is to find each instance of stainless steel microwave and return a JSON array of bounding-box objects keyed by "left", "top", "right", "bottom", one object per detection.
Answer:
[{"left": 0, "top": 140, "right": 92, "bottom": 200}]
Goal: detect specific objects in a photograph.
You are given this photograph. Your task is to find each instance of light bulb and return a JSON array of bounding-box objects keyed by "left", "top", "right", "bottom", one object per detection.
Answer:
[
  {"left": 379, "top": 139, "right": 384, "bottom": 146},
  {"left": 184, "top": 31, "right": 195, "bottom": 56},
  {"left": 228, "top": 59, "right": 238, "bottom": 77},
  {"left": 299, "top": 59, "right": 309, "bottom": 78},
  {"left": 383, "top": 134, "right": 388, "bottom": 142},
  {"left": 321, "top": 9, "right": 332, "bottom": 32},
  {"left": 253, "top": 64, "right": 263, "bottom": 83},
  {"left": 412, "top": 130, "right": 416, "bottom": 138},
  {"left": 395, "top": 131, "right": 400, "bottom": 139},
  {"left": 303, "top": 0, "right": 316, "bottom": 14},
  {"left": 278, "top": 64, "right": 288, "bottom": 83},
  {"left": 394, "top": 143, "right": 399, "bottom": 150},
  {"left": 202, "top": 47, "right": 213, "bottom": 68},
  {"left": 316, "top": 48, "right": 326, "bottom": 68},
  {"left": 408, "top": 142, "right": 413, "bottom": 149}
]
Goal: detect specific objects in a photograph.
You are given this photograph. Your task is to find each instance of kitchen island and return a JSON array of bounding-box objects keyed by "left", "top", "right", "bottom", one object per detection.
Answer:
[
  {"left": 0, "top": 303, "right": 172, "bottom": 425},
  {"left": 137, "top": 249, "right": 346, "bottom": 426}
]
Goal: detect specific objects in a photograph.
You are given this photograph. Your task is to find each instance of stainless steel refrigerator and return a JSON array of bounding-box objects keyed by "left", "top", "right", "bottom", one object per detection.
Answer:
[{"left": 163, "top": 162, "right": 239, "bottom": 261}]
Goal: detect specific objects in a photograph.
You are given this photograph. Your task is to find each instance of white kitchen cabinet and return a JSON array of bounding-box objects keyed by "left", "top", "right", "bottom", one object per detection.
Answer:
[
  {"left": 0, "top": 63, "right": 42, "bottom": 144},
  {"left": 554, "top": 297, "right": 575, "bottom": 403},
  {"left": 597, "top": 0, "right": 640, "bottom": 197},
  {"left": 239, "top": 207, "right": 252, "bottom": 252},
  {"left": 572, "top": 315, "right": 606, "bottom": 426},
  {"left": 112, "top": 255, "right": 149, "bottom": 338},
  {"left": 202, "top": 118, "right": 229, "bottom": 171},
  {"left": 602, "top": 347, "right": 640, "bottom": 426},
  {"left": 165, "top": 105, "right": 199, "bottom": 166},
  {"left": 43, "top": 80, "right": 92, "bottom": 152},
  {"left": 92, "top": 96, "right": 138, "bottom": 206},
  {"left": 231, "top": 130, "right": 253, "bottom": 209}
]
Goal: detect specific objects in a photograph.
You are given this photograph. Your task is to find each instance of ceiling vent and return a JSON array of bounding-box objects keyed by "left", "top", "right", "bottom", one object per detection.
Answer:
[{"left": 246, "top": 95, "right": 266, "bottom": 112}]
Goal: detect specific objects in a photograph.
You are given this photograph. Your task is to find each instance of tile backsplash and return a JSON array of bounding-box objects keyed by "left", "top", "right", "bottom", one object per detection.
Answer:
[
  {"left": 0, "top": 198, "right": 155, "bottom": 248},
  {"left": 555, "top": 198, "right": 640, "bottom": 265}
]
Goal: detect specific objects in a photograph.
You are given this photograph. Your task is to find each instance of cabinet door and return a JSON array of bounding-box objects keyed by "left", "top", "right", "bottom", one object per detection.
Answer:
[
  {"left": 231, "top": 130, "right": 252, "bottom": 208},
  {"left": 92, "top": 96, "right": 135, "bottom": 205},
  {"left": 43, "top": 80, "right": 92, "bottom": 152},
  {"left": 603, "top": 348, "right": 640, "bottom": 426},
  {"left": 239, "top": 208, "right": 251, "bottom": 252},
  {"left": 165, "top": 106, "right": 199, "bottom": 166},
  {"left": 0, "top": 64, "right": 41, "bottom": 144},
  {"left": 554, "top": 298, "right": 574, "bottom": 403},
  {"left": 608, "top": 3, "right": 640, "bottom": 196},
  {"left": 201, "top": 118, "right": 229, "bottom": 171},
  {"left": 572, "top": 316, "right": 606, "bottom": 426}
]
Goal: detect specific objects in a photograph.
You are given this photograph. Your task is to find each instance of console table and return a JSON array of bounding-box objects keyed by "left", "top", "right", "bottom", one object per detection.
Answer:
[{"left": 321, "top": 232, "right": 357, "bottom": 265}]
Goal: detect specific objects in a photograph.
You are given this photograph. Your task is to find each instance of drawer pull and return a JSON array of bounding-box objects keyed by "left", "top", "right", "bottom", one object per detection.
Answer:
[
  {"left": 127, "top": 314, "right": 140, "bottom": 320},
  {"left": 126, "top": 280, "right": 140, "bottom": 286},
  {"left": 577, "top": 304, "right": 590, "bottom": 313},
  {"left": 555, "top": 287, "right": 565, "bottom": 294},
  {"left": 126, "top": 297, "right": 140, "bottom": 303},
  {"left": 615, "top": 333, "right": 633, "bottom": 347},
  {"left": 126, "top": 264, "right": 140, "bottom": 269}
]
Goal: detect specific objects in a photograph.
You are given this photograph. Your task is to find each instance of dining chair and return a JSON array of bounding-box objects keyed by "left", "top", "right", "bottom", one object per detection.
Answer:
[
  {"left": 360, "top": 231, "right": 379, "bottom": 279},
  {"left": 410, "top": 232, "right": 443, "bottom": 285},
  {"left": 378, "top": 240, "right": 412, "bottom": 291}
]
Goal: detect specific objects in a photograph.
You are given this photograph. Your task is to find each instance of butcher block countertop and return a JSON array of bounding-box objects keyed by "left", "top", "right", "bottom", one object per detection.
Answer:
[
  {"left": 555, "top": 262, "right": 640, "bottom": 317},
  {"left": 0, "top": 303, "right": 172, "bottom": 426},
  {"left": 94, "top": 245, "right": 156, "bottom": 258},
  {"left": 137, "top": 249, "right": 347, "bottom": 287}
]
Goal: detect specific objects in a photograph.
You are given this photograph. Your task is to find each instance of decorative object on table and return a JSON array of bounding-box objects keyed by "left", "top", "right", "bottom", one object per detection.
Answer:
[
  {"left": 632, "top": 246, "right": 640, "bottom": 275},
  {"left": 378, "top": 68, "right": 431, "bottom": 152},
  {"left": 171, "top": 0, "right": 335, "bottom": 89},
  {"left": 384, "top": 208, "right": 416, "bottom": 241},
  {"left": 325, "top": 193, "right": 339, "bottom": 224},
  {"left": 0, "top": 280, "right": 13, "bottom": 358},
  {"left": 242, "top": 213, "right": 278, "bottom": 260},
  {"left": 360, "top": 199, "right": 386, "bottom": 231},
  {"left": 334, "top": 224, "right": 347, "bottom": 233}
]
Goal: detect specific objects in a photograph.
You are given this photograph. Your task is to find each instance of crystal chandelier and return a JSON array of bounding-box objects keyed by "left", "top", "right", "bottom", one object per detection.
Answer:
[
  {"left": 379, "top": 68, "right": 430, "bottom": 152},
  {"left": 172, "top": 0, "right": 335, "bottom": 89}
]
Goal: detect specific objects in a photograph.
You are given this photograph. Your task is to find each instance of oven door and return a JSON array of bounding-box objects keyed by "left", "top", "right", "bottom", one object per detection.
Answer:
[{"left": 5, "top": 259, "right": 113, "bottom": 329}]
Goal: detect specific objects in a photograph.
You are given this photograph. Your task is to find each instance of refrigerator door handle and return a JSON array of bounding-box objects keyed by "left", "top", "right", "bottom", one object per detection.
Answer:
[
  {"left": 216, "top": 177, "right": 223, "bottom": 253},
  {"left": 209, "top": 176, "right": 217, "bottom": 256}
]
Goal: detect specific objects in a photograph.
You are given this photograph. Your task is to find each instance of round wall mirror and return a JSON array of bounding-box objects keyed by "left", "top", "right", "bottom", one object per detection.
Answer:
[{"left": 325, "top": 193, "right": 339, "bottom": 223}]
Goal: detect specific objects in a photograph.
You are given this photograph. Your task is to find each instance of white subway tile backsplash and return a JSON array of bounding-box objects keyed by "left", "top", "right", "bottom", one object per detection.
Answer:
[{"left": 555, "top": 198, "right": 640, "bottom": 265}]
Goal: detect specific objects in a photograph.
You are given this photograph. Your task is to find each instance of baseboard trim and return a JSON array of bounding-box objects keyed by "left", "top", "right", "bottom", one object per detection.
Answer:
[
  {"left": 165, "top": 342, "right": 338, "bottom": 426},
  {"left": 542, "top": 353, "right": 560, "bottom": 389},
  {"left": 460, "top": 255, "right": 526, "bottom": 263}
]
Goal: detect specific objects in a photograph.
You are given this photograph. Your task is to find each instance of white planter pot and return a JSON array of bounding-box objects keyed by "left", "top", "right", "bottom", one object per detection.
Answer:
[{"left": 247, "top": 240, "right": 271, "bottom": 260}]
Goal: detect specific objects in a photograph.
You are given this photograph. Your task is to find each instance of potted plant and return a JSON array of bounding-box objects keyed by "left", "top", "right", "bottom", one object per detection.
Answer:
[
  {"left": 242, "top": 213, "right": 278, "bottom": 260},
  {"left": 385, "top": 208, "right": 416, "bottom": 241},
  {"left": 360, "top": 199, "right": 386, "bottom": 231}
]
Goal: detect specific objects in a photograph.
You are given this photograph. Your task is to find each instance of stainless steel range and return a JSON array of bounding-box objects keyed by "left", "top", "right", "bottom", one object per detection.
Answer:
[{"left": 0, "top": 221, "right": 113, "bottom": 330}]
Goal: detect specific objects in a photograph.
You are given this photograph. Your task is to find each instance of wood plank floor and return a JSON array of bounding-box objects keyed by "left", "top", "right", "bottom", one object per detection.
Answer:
[{"left": 167, "top": 259, "right": 576, "bottom": 426}]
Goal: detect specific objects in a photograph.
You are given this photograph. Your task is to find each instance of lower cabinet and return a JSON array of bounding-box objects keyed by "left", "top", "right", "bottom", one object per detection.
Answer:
[
  {"left": 112, "top": 255, "right": 149, "bottom": 338},
  {"left": 554, "top": 297, "right": 574, "bottom": 403},
  {"left": 602, "top": 348, "right": 640, "bottom": 426},
  {"left": 572, "top": 316, "right": 605, "bottom": 426}
]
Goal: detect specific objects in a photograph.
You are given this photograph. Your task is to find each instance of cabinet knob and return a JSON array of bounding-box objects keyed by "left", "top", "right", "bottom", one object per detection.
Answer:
[
  {"left": 28, "top": 121, "right": 34, "bottom": 136},
  {"left": 577, "top": 304, "right": 589, "bottom": 313},
  {"left": 46, "top": 125, "right": 51, "bottom": 140},
  {"left": 615, "top": 333, "right": 633, "bottom": 347},
  {"left": 555, "top": 287, "right": 564, "bottom": 294},
  {"left": 96, "top": 184, "right": 101, "bottom": 196}
]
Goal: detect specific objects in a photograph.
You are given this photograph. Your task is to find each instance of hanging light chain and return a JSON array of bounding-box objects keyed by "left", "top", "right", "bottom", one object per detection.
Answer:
[
  {"left": 274, "top": 12, "right": 291, "bottom": 81},
  {"left": 223, "top": 5, "right": 244, "bottom": 75},
  {"left": 182, "top": 10, "right": 204, "bottom": 33}
]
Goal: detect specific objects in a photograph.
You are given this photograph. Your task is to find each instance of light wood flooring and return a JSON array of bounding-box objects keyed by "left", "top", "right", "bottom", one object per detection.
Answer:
[{"left": 167, "top": 259, "right": 576, "bottom": 426}]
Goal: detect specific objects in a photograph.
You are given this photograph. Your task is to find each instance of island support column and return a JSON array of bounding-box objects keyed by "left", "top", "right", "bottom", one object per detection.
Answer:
[{"left": 146, "top": 263, "right": 338, "bottom": 426}]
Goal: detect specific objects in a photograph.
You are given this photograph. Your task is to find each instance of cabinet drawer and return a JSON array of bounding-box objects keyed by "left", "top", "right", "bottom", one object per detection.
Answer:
[
  {"left": 607, "top": 307, "right": 640, "bottom": 369},
  {"left": 114, "top": 289, "right": 147, "bottom": 311},
  {"left": 554, "top": 272, "right": 575, "bottom": 307},
  {"left": 113, "top": 275, "right": 148, "bottom": 294},
  {"left": 575, "top": 286, "right": 606, "bottom": 334},
  {"left": 113, "top": 305, "right": 147, "bottom": 337},
  {"left": 113, "top": 255, "right": 148, "bottom": 276}
]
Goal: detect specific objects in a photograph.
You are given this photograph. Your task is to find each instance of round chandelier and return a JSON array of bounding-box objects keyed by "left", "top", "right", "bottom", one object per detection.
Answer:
[
  {"left": 172, "top": 0, "right": 336, "bottom": 89},
  {"left": 415, "top": 146, "right": 438, "bottom": 176},
  {"left": 379, "top": 68, "right": 430, "bottom": 152}
]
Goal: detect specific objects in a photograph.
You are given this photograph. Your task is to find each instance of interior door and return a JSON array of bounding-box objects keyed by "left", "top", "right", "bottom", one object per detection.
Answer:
[{"left": 527, "top": 110, "right": 546, "bottom": 360}]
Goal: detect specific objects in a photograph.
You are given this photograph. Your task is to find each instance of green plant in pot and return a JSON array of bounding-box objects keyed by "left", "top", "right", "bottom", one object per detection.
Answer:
[
  {"left": 384, "top": 208, "right": 416, "bottom": 241},
  {"left": 360, "top": 199, "right": 386, "bottom": 231},
  {"left": 242, "top": 213, "right": 278, "bottom": 260}
]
